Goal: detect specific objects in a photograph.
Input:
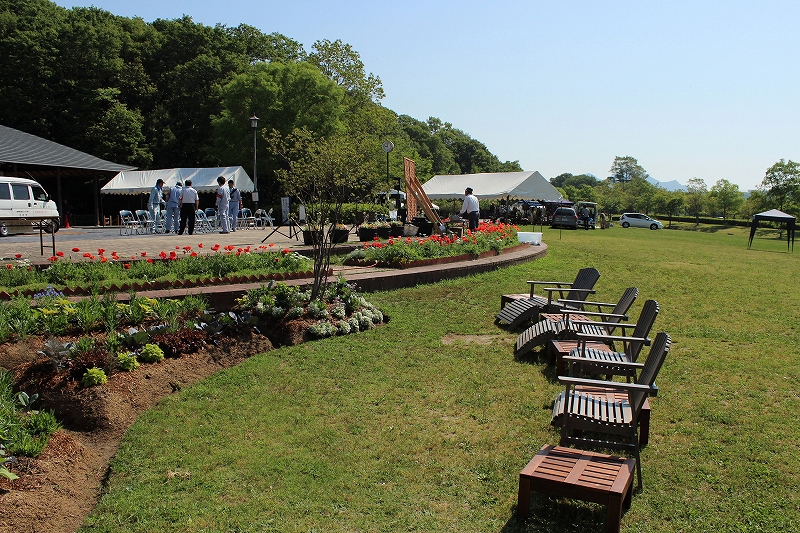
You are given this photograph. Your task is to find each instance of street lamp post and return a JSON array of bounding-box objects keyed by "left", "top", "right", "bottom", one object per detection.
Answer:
[
  {"left": 382, "top": 140, "right": 397, "bottom": 209},
  {"left": 250, "top": 115, "right": 259, "bottom": 211}
]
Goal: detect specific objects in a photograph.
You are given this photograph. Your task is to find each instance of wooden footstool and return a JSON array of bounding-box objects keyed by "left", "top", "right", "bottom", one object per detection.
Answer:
[{"left": 517, "top": 445, "right": 635, "bottom": 533}]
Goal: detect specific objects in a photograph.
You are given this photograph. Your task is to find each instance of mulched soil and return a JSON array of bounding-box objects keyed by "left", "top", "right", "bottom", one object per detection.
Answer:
[{"left": 0, "top": 322, "right": 297, "bottom": 533}]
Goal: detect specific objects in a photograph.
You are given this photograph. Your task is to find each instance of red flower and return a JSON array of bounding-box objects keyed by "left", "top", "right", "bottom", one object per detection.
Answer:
[
  {"left": 147, "top": 258, "right": 154, "bottom": 263},
  {"left": 211, "top": 244, "right": 220, "bottom": 251},
  {"left": 47, "top": 256, "right": 58, "bottom": 262},
  {"left": 72, "top": 247, "right": 80, "bottom": 252},
  {"left": 198, "top": 243, "right": 204, "bottom": 248},
  {"left": 14, "top": 253, "right": 22, "bottom": 259},
  {"left": 281, "top": 248, "right": 291, "bottom": 254},
  {"left": 268, "top": 243, "right": 274, "bottom": 247},
  {"left": 169, "top": 251, "right": 177, "bottom": 259},
  {"left": 97, "top": 248, "right": 105, "bottom": 254},
  {"left": 56, "top": 251, "right": 64, "bottom": 257},
  {"left": 124, "top": 263, "right": 131, "bottom": 269},
  {"left": 100, "top": 256, "right": 108, "bottom": 263},
  {"left": 5, "top": 264, "right": 12, "bottom": 270},
  {"left": 190, "top": 252, "right": 197, "bottom": 257},
  {"left": 184, "top": 246, "right": 192, "bottom": 251},
  {"left": 159, "top": 251, "right": 167, "bottom": 259},
  {"left": 175, "top": 246, "right": 180, "bottom": 250},
  {"left": 83, "top": 252, "right": 92, "bottom": 258},
  {"left": 141, "top": 252, "right": 147, "bottom": 257}
]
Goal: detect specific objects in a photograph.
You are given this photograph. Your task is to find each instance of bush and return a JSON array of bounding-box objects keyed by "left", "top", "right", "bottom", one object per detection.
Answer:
[
  {"left": 116, "top": 352, "right": 140, "bottom": 372},
  {"left": 138, "top": 343, "right": 165, "bottom": 363},
  {"left": 82, "top": 367, "right": 108, "bottom": 387}
]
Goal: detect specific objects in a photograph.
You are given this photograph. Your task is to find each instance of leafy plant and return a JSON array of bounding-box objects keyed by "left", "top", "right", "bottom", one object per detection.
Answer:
[
  {"left": 115, "top": 352, "right": 140, "bottom": 372},
  {"left": 37, "top": 337, "right": 74, "bottom": 372},
  {"left": 82, "top": 367, "right": 108, "bottom": 387},
  {"left": 16, "top": 391, "right": 39, "bottom": 411},
  {"left": 138, "top": 344, "right": 164, "bottom": 363}
]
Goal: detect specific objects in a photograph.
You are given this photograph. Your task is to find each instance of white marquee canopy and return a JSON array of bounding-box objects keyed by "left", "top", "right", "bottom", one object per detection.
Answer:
[
  {"left": 101, "top": 166, "right": 253, "bottom": 195},
  {"left": 421, "top": 171, "right": 562, "bottom": 201}
]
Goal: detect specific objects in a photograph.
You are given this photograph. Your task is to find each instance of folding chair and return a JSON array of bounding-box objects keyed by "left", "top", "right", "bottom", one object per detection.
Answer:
[{"left": 119, "top": 210, "right": 139, "bottom": 236}]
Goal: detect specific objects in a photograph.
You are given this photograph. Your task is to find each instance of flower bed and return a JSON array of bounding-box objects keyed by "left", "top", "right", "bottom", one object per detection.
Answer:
[
  {"left": 345, "top": 222, "right": 520, "bottom": 267},
  {"left": 0, "top": 244, "right": 312, "bottom": 298}
]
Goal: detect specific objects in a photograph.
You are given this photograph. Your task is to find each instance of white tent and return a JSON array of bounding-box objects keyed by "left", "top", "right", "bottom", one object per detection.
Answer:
[
  {"left": 101, "top": 166, "right": 254, "bottom": 195},
  {"left": 421, "top": 171, "right": 562, "bottom": 201}
]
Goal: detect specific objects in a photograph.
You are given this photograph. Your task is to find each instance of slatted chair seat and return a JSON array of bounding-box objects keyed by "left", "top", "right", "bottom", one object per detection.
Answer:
[
  {"left": 554, "top": 332, "right": 671, "bottom": 489},
  {"left": 565, "top": 300, "right": 660, "bottom": 380},
  {"left": 514, "top": 288, "right": 638, "bottom": 359},
  {"left": 119, "top": 210, "right": 139, "bottom": 236},
  {"left": 496, "top": 268, "right": 600, "bottom": 330}
]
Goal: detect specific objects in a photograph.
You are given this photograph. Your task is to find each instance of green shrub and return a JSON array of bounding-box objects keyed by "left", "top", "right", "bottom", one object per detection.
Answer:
[
  {"left": 138, "top": 343, "right": 164, "bottom": 363},
  {"left": 116, "top": 352, "right": 140, "bottom": 372},
  {"left": 81, "top": 367, "right": 108, "bottom": 387}
]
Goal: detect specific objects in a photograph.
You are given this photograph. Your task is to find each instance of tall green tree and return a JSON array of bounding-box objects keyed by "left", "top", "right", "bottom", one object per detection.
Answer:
[
  {"left": 308, "top": 39, "right": 384, "bottom": 103},
  {"left": 609, "top": 156, "right": 649, "bottom": 185},
  {"left": 212, "top": 61, "right": 345, "bottom": 202},
  {"left": 760, "top": 159, "right": 800, "bottom": 212},
  {"left": 685, "top": 178, "right": 708, "bottom": 223},
  {"left": 653, "top": 188, "right": 685, "bottom": 227},
  {"left": 708, "top": 179, "right": 744, "bottom": 221}
]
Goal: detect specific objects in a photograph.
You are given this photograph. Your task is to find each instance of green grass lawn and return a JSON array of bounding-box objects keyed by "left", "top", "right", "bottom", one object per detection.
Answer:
[{"left": 80, "top": 224, "right": 800, "bottom": 533}]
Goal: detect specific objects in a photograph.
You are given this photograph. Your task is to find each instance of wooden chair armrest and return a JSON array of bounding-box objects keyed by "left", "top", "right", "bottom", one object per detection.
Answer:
[
  {"left": 563, "top": 311, "right": 628, "bottom": 320},
  {"left": 527, "top": 280, "right": 572, "bottom": 297},
  {"left": 571, "top": 320, "right": 634, "bottom": 328},
  {"left": 575, "top": 333, "right": 651, "bottom": 345},
  {"left": 557, "top": 375, "right": 656, "bottom": 393},
  {"left": 558, "top": 298, "right": 618, "bottom": 308},
  {"left": 562, "top": 355, "right": 645, "bottom": 370},
  {"left": 544, "top": 288, "right": 596, "bottom": 295}
]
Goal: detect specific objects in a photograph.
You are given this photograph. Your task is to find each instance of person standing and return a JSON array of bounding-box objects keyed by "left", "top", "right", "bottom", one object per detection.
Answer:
[
  {"left": 165, "top": 181, "right": 182, "bottom": 234},
  {"left": 580, "top": 205, "right": 591, "bottom": 230},
  {"left": 147, "top": 179, "right": 164, "bottom": 232},
  {"left": 459, "top": 187, "right": 480, "bottom": 232},
  {"left": 178, "top": 179, "right": 199, "bottom": 235},
  {"left": 215, "top": 176, "right": 231, "bottom": 234},
  {"left": 228, "top": 179, "right": 241, "bottom": 232}
]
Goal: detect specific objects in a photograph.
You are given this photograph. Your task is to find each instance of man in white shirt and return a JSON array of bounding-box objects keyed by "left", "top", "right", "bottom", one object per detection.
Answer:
[
  {"left": 459, "top": 187, "right": 480, "bottom": 231},
  {"left": 178, "top": 180, "right": 199, "bottom": 235}
]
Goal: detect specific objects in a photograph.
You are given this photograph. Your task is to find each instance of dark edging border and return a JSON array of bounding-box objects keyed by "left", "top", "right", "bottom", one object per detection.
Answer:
[{"left": 148, "top": 242, "right": 547, "bottom": 309}]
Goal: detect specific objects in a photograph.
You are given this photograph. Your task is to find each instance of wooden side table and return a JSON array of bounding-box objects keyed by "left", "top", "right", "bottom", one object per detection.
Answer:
[{"left": 517, "top": 444, "right": 635, "bottom": 533}]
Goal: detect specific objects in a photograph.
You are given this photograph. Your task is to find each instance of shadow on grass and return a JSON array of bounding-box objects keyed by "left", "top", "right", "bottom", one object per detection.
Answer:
[{"left": 499, "top": 492, "right": 613, "bottom": 533}]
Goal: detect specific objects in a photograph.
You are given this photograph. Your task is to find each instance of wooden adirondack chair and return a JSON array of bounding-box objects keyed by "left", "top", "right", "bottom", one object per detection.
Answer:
[
  {"left": 553, "top": 332, "right": 671, "bottom": 489},
  {"left": 514, "top": 287, "right": 639, "bottom": 359},
  {"left": 496, "top": 267, "right": 600, "bottom": 331}
]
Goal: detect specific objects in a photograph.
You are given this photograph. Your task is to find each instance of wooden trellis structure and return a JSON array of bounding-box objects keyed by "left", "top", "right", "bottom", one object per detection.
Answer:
[{"left": 403, "top": 157, "right": 443, "bottom": 235}]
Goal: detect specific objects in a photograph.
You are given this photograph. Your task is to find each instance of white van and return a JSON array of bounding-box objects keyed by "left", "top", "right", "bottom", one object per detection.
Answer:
[{"left": 0, "top": 177, "right": 60, "bottom": 236}]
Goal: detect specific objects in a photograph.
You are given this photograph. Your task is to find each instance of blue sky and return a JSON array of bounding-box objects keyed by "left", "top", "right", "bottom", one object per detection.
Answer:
[{"left": 53, "top": 0, "right": 800, "bottom": 191}]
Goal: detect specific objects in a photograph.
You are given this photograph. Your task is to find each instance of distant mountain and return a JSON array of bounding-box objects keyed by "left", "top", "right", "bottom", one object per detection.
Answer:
[{"left": 646, "top": 177, "right": 685, "bottom": 191}]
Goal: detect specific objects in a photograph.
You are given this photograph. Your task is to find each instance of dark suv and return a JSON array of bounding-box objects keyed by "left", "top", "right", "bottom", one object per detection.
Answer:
[{"left": 551, "top": 207, "right": 578, "bottom": 229}]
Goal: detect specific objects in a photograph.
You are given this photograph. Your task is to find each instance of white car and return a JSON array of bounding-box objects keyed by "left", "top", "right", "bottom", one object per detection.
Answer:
[{"left": 619, "top": 213, "right": 663, "bottom": 230}]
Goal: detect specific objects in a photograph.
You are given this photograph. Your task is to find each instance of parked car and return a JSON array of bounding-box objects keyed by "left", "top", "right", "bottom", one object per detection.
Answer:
[
  {"left": 551, "top": 207, "right": 579, "bottom": 229},
  {"left": 619, "top": 213, "right": 663, "bottom": 230}
]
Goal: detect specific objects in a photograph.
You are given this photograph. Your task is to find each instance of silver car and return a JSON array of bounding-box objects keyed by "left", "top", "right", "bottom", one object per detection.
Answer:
[
  {"left": 619, "top": 213, "right": 663, "bottom": 230},
  {"left": 551, "top": 207, "right": 579, "bottom": 229}
]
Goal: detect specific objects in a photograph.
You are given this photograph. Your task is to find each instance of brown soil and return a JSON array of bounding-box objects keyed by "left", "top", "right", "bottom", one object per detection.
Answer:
[{"left": 0, "top": 324, "right": 298, "bottom": 533}]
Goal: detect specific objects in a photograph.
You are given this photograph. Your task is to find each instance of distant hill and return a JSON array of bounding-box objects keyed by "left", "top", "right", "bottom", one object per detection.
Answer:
[{"left": 646, "top": 177, "right": 685, "bottom": 191}]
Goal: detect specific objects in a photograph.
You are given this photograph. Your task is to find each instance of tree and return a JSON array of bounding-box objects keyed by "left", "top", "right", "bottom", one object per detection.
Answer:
[
  {"left": 653, "top": 188, "right": 684, "bottom": 227},
  {"left": 609, "top": 156, "right": 649, "bottom": 185},
  {"left": 268, "top": 128, "right": 379, "bottom": 300},
  {"left": 308, "top": 39, "right": 384, "bottom": 103},
  {"left": 760, "top": 159, "right": 800, "bottom": 211},
  {"left": 212, "top": 61, "right": 346, "bottom": 201},
  {"left": 708, "top": 179, "right": 744, "bottom": 221},
  {"left": 685, "top": 178, "right": 708, "bottom": 224}
]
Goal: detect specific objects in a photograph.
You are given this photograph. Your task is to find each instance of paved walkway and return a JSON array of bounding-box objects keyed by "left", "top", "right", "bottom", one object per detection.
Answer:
[{"left": 0, "top": 225, "right": 311, "bottom": 264}]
